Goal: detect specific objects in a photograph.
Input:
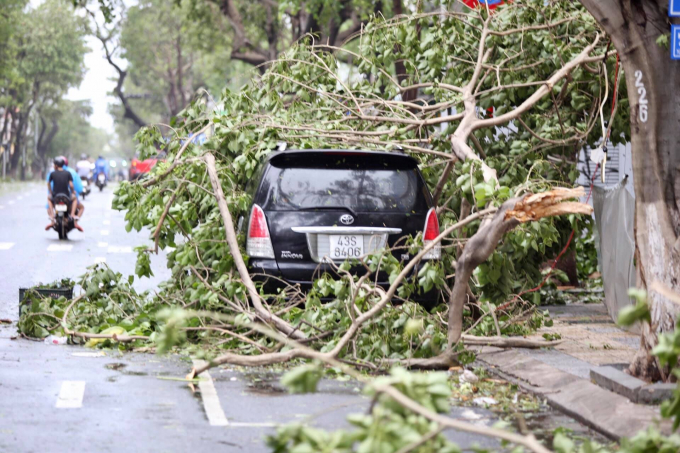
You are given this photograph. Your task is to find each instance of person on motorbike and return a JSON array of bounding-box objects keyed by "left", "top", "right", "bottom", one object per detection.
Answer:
[
  {"left": 46, "top": 156, "right": 85, "bottom": 222},
  {"left": 46, "top": 157, "right": 83, "bottom": 232},
  {"left": 76, "top": 154, "right": 91, "bottom": 179},
  {"left": 93, "top": 155, "right": 109, "bottom": 183}
]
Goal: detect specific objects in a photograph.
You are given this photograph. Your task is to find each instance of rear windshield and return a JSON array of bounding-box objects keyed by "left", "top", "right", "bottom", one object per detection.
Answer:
[{"left": 259, "top": 153, "right": 431, "bottom": 213}]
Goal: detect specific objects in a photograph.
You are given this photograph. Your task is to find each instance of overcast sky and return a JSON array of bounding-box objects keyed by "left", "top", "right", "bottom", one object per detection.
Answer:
[
  {"left": 29, "top": 0, "right": 128, "bottom": 134},
  {"left": 65, "top": 35, "right": 118, "bottom": 134}
]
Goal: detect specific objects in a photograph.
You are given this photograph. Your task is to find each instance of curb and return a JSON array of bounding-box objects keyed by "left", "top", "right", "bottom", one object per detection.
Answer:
[
  {"left": 474, "top": 348, "right": 672, "bottom": 441},
  {"left": 590, "top": 366, "right": 676, "bottom": 405}
]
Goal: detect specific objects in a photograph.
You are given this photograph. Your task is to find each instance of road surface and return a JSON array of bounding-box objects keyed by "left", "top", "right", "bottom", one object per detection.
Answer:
[{"left": 0, "top": 183, "right": 597, "bottom": 452}]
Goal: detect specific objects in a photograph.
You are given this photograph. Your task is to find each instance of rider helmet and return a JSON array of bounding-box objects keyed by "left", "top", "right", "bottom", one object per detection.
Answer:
[
  {"left": 81, "top": 153, "right": 87, "bottom": 159},
  {"left": 53, "top": 157, "right": 65, "bottom": 167},
  {"left": 59, "top": 155, "right": 68, "bottom": 166}
]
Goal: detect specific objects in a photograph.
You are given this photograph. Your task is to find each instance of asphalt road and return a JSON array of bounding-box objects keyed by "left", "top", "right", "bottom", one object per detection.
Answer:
[{"left": 0, "top": 183, "right": 590, "bottom": 452}]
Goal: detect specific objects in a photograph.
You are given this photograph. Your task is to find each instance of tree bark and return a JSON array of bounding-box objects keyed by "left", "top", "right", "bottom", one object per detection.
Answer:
[{"left": 579, "top": 0, "right": 680, "bottom": 380}]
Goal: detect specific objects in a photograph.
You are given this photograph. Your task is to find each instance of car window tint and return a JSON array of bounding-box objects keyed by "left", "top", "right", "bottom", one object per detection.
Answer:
[{"left": 262, "top": 157, "right": 428, "bottom": 213}]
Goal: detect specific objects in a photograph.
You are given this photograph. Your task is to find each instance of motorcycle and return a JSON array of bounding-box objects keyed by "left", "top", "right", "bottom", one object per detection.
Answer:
[
  {"left": 95, "top": 173, "right": 106, "bottom": 192},
  {"left": 52, "top": 194, "right": 74, "bottom": 240},
  {"left": 81, "top": 175, "right": 91, "bottom": 200}
]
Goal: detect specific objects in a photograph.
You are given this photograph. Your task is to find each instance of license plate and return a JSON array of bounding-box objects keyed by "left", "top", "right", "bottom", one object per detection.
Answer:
[
  {"left": 55, "top": 205, "right": 68, "bottom": 212},
  {"left": 329, "top": 235, "right": 363, "bottom": 260},
  {"left": 98, "top": 174, "right": 105, "bottom": 181}
]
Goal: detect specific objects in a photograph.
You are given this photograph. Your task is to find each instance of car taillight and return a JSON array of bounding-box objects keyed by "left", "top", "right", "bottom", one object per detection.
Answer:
[
  {"left": 422, "top": 208, "right": 441, "bottom": 260},
  {"left": 246, "top": 204, "right": 275, "bottom": 259}
]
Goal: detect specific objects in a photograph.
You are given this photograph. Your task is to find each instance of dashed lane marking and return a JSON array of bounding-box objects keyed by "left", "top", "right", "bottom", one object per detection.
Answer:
[
  {"left": 100, "top": 230, "right": 109, "bottom": 236},
  {"left": 0, "top": 242, "right": 15, "bottom": 250},
  {"left": 56, "top": 381, "right": 86, "bottom": 409},
  {"left": 47, "top": 244, "right": 73, "bottom": 252},
  {"left": 107, "top": 246, "right": 132, "bottom": 254},
  {"left": 97, "top": 242, "right": 108, "bottom": 248},
  {"left": 229, "top": 422, "right": 277, "bottom": 428},
  {"left": 94, "top": 257, "right": 106, "bottom": 264},
  {"left": 72, "top": 352, "right": 105, "bottom": 358},
  {"left": 193, "top": 360, "right": 229, "bottom": 426},
  {"left": 103, "top": 220, "right": 111, "bottom": 225}
]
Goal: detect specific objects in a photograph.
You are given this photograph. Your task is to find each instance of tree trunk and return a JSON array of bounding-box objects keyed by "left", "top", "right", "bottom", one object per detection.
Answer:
[
  {"left": 579, "top": 0, "right": 680, "bottom": 380},
  {"left": 9, "top": 110, "right": 28, "bottom": 176}
]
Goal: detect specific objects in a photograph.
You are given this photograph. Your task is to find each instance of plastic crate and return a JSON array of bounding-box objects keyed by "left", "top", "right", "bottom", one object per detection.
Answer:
[{"left": 18, "top": 287, "right": 74, "bottom": 318}]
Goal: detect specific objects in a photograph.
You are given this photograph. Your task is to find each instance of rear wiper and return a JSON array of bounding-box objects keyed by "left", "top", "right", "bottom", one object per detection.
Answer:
[{"left": 299, "top": 206, "right": 358, "bottom": 217}]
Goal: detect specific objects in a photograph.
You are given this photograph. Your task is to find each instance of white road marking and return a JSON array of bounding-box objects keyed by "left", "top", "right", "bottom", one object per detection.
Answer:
[
  {"left": 97, "top": 242, "right": 108, "bottom": 248},
  {"left": 8, "top": 200, "right": 14, "bottom": 205},
  {"left": 229, "top": 422, "right": 277, "bottom": 428},
  {"left": 103, "top": 220, "right": 111, "bottom": 225},
  {"left": 72, "top": 352, "right": 105, "bottom": 358},
  {"left": 100, "top": 230, "right": 109, "bottom": 236},
  {"left": 94, "top": 257, "right": 106, "bottom": 264},
  {"left": 0, "top": 242, "right": 15, "bottom": 250},
  {"left": 107, "top": 246, "right": 132, "bottom": 254},
  {"left": 56, "top": 381, "right": 86, "bottom": 409},
  {"left": 47, "top": 244, "right": 73, "bottom": 252},
  {"left": 193, "top": 360, "right": 229, "bottom": 426},
  {"left": 17, "top": 196, "right": 22, "bottom": 200}
]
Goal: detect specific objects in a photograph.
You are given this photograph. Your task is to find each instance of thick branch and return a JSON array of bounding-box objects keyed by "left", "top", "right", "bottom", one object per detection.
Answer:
[
  {"left": 203, "top": 153, "right": 304, "bottom": 340},
  {"left": 448, "top": 188, "right": 592, "bottom": 346}
]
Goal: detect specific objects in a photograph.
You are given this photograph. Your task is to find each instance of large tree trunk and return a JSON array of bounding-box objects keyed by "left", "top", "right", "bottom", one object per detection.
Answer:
[{"left": 579, "top": 0, "right": 680, "bottom": 380}]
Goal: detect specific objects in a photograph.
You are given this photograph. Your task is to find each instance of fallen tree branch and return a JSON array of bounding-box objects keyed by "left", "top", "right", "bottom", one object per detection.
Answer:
[
  {"left": 462, "top": 335, "right": 563, "bottom": 348},
  {"left": 203, "top": 153, "right": 305, "bottom": 340},
  {"left": 191, "top": 207, "right": 499, "bottom": 374},
  {"left": 448, "top": 187, "right": 592, "bottom": 347},
  {"left": 60, "top": 296, "right": 150, "bottom": 343}
]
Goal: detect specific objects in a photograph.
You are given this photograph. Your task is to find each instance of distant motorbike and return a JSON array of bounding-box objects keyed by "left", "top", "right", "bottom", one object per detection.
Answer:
[
  {"left": 81, "top": 175, "right": 91, "bottom": 200},
  {"left": 95, "top": 173, "right": 106, "bottom": 192},
  {"left": 52, "top": 194, "right": 74, "bottom": 240}
]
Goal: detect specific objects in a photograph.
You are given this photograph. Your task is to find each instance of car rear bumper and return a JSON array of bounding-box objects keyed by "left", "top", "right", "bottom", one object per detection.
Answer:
[{"left": 248, "top": 258, "right": 441, "bottom": 305}]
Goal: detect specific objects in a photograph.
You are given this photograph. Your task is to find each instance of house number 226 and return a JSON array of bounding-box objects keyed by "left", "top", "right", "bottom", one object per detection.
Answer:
[{"left": 634, "top": 70, "right": 648, "bottom": 123}]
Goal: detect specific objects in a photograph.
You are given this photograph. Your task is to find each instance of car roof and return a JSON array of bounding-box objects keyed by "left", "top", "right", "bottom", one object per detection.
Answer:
[{"left": 265, "top": 149, "right": 418, "bottom": 165}]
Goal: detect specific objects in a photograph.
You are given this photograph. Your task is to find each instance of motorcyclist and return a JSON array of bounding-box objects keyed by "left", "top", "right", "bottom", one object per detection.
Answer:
[
  {"left": 76, "top": 154, "right": 91, "bottom": 179},
  {"left": 46, "top": 156, "right": 85, "bottom": 223},
  {"left": 46, "top": 157, "right": 83, "bottom": 232},
  {"left": 93, "top": 155, "right": 109, "bottom": 183}
]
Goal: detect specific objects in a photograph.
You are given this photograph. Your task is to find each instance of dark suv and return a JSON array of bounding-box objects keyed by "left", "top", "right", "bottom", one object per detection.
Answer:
[{"left": 245, "top": 149, "right": 441, "bottom": 304}]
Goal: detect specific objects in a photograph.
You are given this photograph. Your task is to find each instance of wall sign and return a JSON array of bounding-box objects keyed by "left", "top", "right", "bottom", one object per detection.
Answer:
[
  {"left": 670, "top": 0, "right": 680, "bottom": 17},
  {"left": 672, "top": 24, "right": 680, "bottom": 60}
]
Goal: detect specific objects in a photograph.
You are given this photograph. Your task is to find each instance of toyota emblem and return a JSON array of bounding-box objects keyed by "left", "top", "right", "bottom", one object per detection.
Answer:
[{"left": 340, "top": 214, "right": 354, "bottom": 225}]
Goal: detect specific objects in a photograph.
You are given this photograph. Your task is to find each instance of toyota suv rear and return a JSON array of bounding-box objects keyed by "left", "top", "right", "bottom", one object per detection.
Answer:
[{"left": 245, "top": 149, "right": 441, "bottom": 304}]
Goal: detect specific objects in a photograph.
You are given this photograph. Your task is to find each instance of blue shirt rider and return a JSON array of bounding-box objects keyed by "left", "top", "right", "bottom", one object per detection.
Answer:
[{"left": 94, "top": 156, "right": 109, "bottom": 181}]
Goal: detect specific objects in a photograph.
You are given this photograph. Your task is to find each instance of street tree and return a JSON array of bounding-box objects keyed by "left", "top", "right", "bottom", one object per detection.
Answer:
[
  {"left": 0, "top": 0, "right": 87, "bottom": 177},
  {"left": 90, "top": 0, "right": 238, "bottom": 130},
  {"left": 577, "top": 0, "right": 680, "bottom": 381}
]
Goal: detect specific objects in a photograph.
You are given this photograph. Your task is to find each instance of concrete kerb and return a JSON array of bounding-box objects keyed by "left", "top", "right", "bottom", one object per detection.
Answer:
[
  {"left": 590, "top": 366, "right": 677, "bottom": 405},
  {"left": 473, "top": 348, "right": 671, "bottom": 441}
]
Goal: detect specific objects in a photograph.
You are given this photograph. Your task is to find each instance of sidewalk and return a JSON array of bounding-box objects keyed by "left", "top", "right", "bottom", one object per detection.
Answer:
[{"left": 474, "top": 303, "right": 670, "bottom": 440}]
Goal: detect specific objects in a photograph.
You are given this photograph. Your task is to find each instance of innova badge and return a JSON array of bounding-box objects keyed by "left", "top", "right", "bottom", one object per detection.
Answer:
[{"left": 339, "top": 214, "right": 354, "bottom": 225}]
